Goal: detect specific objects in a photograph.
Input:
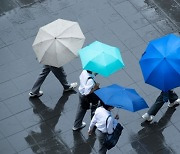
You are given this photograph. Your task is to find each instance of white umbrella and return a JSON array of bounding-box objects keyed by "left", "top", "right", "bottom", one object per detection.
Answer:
[{"left": 32, "top": 19, "right": 85, "bottom": 67}]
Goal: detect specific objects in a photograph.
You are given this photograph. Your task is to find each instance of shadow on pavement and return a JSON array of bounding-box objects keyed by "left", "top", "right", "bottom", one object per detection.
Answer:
[{"left": 131, "top": 107, "right": 176, "bottom": 153}]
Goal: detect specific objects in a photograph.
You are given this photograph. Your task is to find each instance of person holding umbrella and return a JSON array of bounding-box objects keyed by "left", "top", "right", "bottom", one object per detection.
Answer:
[
  {"left": 139, "top": 34, "right": 180, "bottom": 121},
  {"left": 142, "top": 90, "right": 180, "bottom": 122},
  {"left": 29, "top": 65, "right": 78, "bottom": 97},
  {"left": 29, "top": 19, "right": 85, "bottom": 97},
  {"left": 88, "top": 103, "right": 119, "bottom": 154},
  {"left": 72, "top": 69, "right": 101, "bottom": 131}
]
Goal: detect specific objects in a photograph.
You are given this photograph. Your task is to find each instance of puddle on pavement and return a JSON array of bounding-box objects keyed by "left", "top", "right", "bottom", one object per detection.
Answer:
[
  {"left": 145, "top": 0, "right": 180, "bottom": 29},
  {"left": 16, "top": 0, "right": 37, "bottom": 7},
  {"left": 0, "top": 0, "right": 37, "bottom": 14},
  {"left": 0, "top": 0, "right": 18, "bottom": 14},
  {"left": 0, "top": 0, "right": 179, "bottom": 30}
]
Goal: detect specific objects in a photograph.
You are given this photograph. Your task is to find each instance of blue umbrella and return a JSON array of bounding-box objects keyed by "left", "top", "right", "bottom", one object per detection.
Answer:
[
  {"left": 79, "top": 41, "right": 125, "bottom": 77},
  {"left": 139, "top": 34, "right": 180, "bottom": 92},
  {"left": 94, "top": 84, "right": 148, "bottom": 112}
]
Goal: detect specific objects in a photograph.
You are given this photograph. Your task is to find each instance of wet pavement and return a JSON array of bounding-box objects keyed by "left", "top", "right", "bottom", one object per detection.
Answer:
[{"left": 0, "top": 0, "right": 180, "bottom": 153}]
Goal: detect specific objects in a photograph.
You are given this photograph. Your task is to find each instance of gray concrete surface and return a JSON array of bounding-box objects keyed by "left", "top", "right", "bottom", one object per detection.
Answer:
[{"left": 0, "top": 0, "right": 180, "bottom": 153}]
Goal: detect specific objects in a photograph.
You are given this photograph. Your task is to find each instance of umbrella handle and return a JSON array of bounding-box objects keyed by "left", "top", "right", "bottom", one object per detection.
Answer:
[
  {"left": 115, "top": 109, "right": 120, "bottom": 120},
  {"left": 113, "top": 108, "right": 120, "bottom": 119}
]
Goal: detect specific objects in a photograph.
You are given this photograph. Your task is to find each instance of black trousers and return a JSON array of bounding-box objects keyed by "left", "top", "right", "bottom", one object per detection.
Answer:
[
  {"left": 148, "top": 90, "right": 178, "bottom": 116},
  {"left": 73, "top": 92, "right": 100, "bottom": 128}
]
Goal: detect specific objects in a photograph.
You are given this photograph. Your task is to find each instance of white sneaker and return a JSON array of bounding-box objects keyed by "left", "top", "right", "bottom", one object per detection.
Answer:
[
  {"left": 142, "top": 113, "right": 154, "bottom": 122},
  {"left": 168, "top": 98, "right": 180, "bottom": 108},
  {"left": 72, "top": 122, "right": 86, "bottom": 131},
  {"left": 64, "top": 82, "right": 78, "bottom": 92},
  {"left": 29, "top": 91, "right": 43, "bottom": 98}
]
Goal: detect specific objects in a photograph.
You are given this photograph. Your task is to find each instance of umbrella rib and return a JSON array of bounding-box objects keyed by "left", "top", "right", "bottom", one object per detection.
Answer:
[
  {"left": 41, "top": 41, "right": 57, "bottom": 64},
  {"left": 151, "top": 43, "right": 166, "bottom": 57},
  {"left": 34, "top": 39, "right": 55, "bottom": 62},
  {"left": 58, "top": 37, "right": 84, "bottom": 40},
  {"left": 56, "top": 39, "right": 76, "bottom": 53},
  {"left": 57, "top": 23, "right": 79, "bottom": 38},
  {"left": 141, "top": 57, "right": 162, "bottom": 77},
  {"left": 55, "top": 41, "right": 59, "bottom": 67},
  {"left": 145, "top": 61, "right": 161, "bottom": 82},
  {"left": 95, "top": 84, "right": 148, "bottom": 112},
  {"left": 103, "top": 50, "right": 119, "bottom": 60},
  {"left": 166, "top": 59, "right": 178, "bottom": 72},
  {"left": 34, "top": 39, "right": 54, "bottom": 47},
  {"left": 40, "top": 28, "right": 55, "bottom": 39},
  {"left": 34, "top": 28, "right": 55, "bottom": 46},
  {"left": 145, "top": 59, "right": 167, "bottom": 90}
]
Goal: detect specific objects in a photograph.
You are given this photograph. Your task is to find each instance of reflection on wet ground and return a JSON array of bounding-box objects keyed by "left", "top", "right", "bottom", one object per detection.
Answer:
[
  {"left": 131, "top": 108, "right": 176, "bottom": 153},
  {"left": 0, "top": 0, "right": 180, "bottom": 153},
  {"left": 26, "top": 91, "right": 77, "bottom": 153}
]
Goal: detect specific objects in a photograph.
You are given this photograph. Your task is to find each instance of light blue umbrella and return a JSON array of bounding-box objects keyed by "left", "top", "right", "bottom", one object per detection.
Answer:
[
  {"left": 79, "top": 41, "right": 125, "bottom": 77},
  {"left": 95, "top": 84, "right": 148, "bottom": 112},
  {"left": 139, "top": 34, "right": 180, "bottom": 92}
]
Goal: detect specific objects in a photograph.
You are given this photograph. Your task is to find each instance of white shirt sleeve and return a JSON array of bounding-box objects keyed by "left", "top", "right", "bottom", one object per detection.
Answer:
[
  {"left": 89, "top": 114, "right": 97, "bottom": 131},
  {"left": 84, "top": 78, "right": 95, "bottom": 95}
]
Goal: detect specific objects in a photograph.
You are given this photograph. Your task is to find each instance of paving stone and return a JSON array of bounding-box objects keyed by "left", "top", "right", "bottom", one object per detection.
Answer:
[
  {"left": 136, "top": 24, "right": 162, "bottom": 43},
  {"left": 7, "top": 130, "right": 31, "bottom": 152},
  {"left": 113, "top": 1, "right": 138, "bottom": 17},
  {"left": 16, "top": 0, "right": 38, "bottom": 7},
  {"left": 0, "top": 47, "right": 17, "bottom": 65},
  {"left": 0, "top": 102, "right": 13, "bottom": 120},
  {"left": 0, "top": 0, "right": 179, "bottom": 153},
  {"left": 0, "top": 27, "right": 24, "bottom": 45},
  {"left": 3, "top": 93, "right": 32, "bottom": 115},
  {"left": 0, "top": 138, "right": 16, "bottom": 154},
  {"left": 0, "top": 80, "right": 20, "bottom": 101},
  {"left": 96, "top": 3, "right": 122, "bottom": 24},
  {"left": 129, "top": 0, "right": 149, "bottom": 10},
  {"left": 108, "top": 19, "right": 145, "bottom": 48},
  {"left": 0, "top": 116, "right": 24, "bottom": 137},
  {"left": 153, "top": 0, "right": 180, "bottom": 28},
  {"left": 90, "top": 25, "right": 128, "bottom": 52},
  {"left": 15, "top": 108, "right": 41, "bottom": 129},
  {"left": 0, "top": 0, "right": 18, "bottom": 13}
]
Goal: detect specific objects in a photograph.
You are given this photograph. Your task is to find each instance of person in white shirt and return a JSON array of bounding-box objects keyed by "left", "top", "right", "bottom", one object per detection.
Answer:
[
  {"left": 72, "top": 70, "right": 101, "bottom": 131},
  {"left": 88, "top": 103, "right": 119, "bottom": 154}
]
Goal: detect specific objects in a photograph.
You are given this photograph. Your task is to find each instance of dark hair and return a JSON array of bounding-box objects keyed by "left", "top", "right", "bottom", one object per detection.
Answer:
[
  {"left": 86, "top": 70, "right": 92, "bottom": 74},
  {"left": 101, "top": 101, "right": 113, "bottom": 110}
]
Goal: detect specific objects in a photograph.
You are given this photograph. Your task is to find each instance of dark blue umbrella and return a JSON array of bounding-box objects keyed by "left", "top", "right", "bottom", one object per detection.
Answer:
[
  {"left": 139, "top": 34, "right": 180, "bottom": 91},
  {"left": 94, "top": 84, "right": 148, "bottom": 112}
]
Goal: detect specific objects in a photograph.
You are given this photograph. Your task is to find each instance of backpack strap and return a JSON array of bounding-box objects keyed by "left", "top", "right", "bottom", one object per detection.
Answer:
[
  {"left": 86, "top": 76, "right": 96, "bottom": 84},
  {"left": 87, "top": 77, "right": 93, "bottom": 80},
  {"left": 105, "top": 115, "right": 111, "bottom": 133}
]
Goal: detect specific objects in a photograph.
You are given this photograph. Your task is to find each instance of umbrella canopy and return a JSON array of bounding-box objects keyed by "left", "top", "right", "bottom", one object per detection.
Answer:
[
  {"left": 139, "top": 34, "right": 180, "bottom": 92},
  {"left": 79, "top": 41, "right": 125, "bottom": 77},
  {"left": 32, "top": 19, "right": 85, "bottom": 67},
  {"left": 94, "top": 84, "right": 148, "bottom": 112}
]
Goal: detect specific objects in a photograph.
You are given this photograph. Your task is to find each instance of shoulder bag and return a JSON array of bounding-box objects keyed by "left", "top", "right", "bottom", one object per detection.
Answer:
[{"left": 103, "top": 115, "right": 123, "bottom": 150}]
